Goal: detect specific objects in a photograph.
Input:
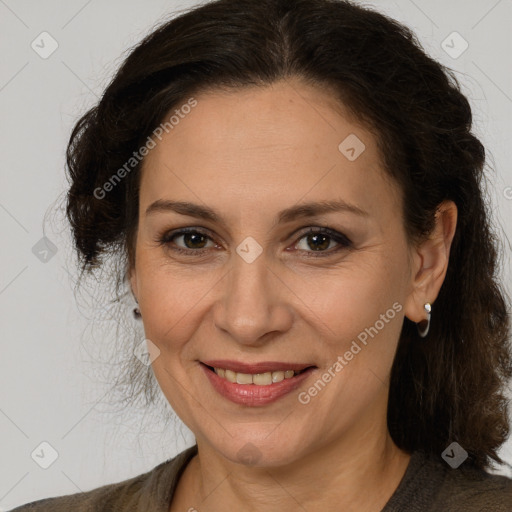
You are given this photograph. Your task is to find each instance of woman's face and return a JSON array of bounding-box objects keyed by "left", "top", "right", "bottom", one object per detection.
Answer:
[{"left": 131, "top": 78, "right": 415, "bottom": 466}]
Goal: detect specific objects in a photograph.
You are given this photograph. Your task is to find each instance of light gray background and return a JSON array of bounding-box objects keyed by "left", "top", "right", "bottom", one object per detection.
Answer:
[{"left": 1, "top": 0, "right": 511, "bottom": 508}]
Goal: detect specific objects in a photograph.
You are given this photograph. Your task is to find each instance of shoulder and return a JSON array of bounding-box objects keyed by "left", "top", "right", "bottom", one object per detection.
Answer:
[
  {"left": 383, "top": 449, "right": 512, "bottom": 512},
  {"left": 8, "top": 444, "right": 198, "bottom": 512},
  {"left": 435, "top": 460, "right": 512, "bottom": 511}
]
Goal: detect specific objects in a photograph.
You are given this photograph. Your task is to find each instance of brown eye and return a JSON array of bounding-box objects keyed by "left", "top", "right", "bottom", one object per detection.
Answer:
[
  {"left": 298, "top": 233, "right": 334, "bottom": 251},
  {"left": 159, "top": 228, "right": 216, "bottom": 255},
  {"left": 176, "top": 232, "right": 209, "bottom": 249},
  {"left": 293, "top": 228, "right": 352, "bottom": 257}
]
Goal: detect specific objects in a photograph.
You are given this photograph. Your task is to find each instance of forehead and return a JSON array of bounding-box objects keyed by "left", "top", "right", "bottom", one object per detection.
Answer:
[{"left": 139, "top": 78, "right": 402, "bottom": 224}]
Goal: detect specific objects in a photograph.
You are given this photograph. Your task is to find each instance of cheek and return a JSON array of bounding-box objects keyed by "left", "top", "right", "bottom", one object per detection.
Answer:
[
  {"left": 136, "top": 258, "right": 220, "bottom": 351},
  {"left": 311, "top": 269, "right": 401, "bottom": 332},
  {"left": 306, "top": 269, "right": 405, "bottom": 414},
  {"left": 303, "top": 258, "right": 405, "bottom": 367}
]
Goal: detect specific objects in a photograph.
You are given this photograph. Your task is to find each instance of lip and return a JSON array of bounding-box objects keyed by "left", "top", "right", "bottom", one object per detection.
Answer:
[
  {"left": 201, "top": 359, "right": 314, "bottom": 374},
  {"left": 200, "top": 362, "right": 317, "bottom": 406}
]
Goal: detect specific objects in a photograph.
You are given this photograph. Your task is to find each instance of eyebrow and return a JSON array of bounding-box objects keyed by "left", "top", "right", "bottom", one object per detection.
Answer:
[{"left": 145, "top": 199, "right": 368, "bottom": 226}]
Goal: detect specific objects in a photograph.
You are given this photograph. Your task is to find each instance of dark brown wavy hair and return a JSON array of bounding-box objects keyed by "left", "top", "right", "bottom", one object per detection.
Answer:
[{"left": 65, "top": 0, "right": 512, "bottom": 470}]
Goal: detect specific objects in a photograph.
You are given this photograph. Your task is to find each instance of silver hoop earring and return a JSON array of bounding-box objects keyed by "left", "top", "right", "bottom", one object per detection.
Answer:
[{"left": 417, "top": 302, "right": 431, "bottom": 338}]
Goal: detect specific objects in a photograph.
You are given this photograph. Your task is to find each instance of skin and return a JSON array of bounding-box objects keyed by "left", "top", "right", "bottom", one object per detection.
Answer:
[{"left": 129, "top": 77, "right": 457, "bottom": 512}]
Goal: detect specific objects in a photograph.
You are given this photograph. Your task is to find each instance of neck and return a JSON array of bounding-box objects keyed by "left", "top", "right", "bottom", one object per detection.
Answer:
[{"left": 173, "top": 422, "right": 411, "bottom": 512}]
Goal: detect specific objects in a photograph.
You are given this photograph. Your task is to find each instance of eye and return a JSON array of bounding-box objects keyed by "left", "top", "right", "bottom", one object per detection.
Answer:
[
  {"left": 292, "top": 227, "right": 352, "bottom": 257},
  {"left": 157, "top": 226, "right": 352, "bottom": 258},
  {"left": 158, "top": 228, "right": 217, "bottom": 255}
]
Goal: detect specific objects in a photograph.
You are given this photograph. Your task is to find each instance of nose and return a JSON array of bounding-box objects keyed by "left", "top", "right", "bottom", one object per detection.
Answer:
[{"left": 213, "top": 252, "right": 294, "bottom": 347}]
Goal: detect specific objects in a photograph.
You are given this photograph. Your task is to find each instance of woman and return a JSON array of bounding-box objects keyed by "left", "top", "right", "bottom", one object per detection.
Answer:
[{"left": 12, "top": 0, "right": 512, "bottom": 510}]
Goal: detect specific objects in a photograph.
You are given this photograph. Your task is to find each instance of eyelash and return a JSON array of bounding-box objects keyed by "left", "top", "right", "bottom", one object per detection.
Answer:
[{"left": 157, "top": 226, "right": 353, "bottom": 258}]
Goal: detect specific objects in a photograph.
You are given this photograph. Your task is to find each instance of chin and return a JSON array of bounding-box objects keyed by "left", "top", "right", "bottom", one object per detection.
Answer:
[{"left": 205, "top": 431, "right": 307, "bottom": 468}]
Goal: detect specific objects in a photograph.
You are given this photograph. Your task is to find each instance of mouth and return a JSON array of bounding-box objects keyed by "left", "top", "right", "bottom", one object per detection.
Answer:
[
  {"left": 200, "top": 360, "right": 318, "bottom": 406},
  {"left": 202, "top": 363, "right": 312, "bottom": 386}
]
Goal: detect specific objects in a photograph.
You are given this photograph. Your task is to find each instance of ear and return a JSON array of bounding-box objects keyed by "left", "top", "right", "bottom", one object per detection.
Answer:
[
  {"left": 403, "top": 200, "right": 458, "bottom": 323},
  {"left": 129, "top": 264, "right": 139, "bottom": 303}
]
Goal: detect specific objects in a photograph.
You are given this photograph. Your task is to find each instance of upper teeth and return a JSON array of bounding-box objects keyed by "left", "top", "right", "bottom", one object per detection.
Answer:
[{"left": 214, "top": 368, "right": 298, "bottom": 385}]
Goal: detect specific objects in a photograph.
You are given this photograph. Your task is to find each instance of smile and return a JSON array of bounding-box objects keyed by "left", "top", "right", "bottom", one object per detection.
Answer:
[
  {"left": 200, "top": 361, "right": 317, "bottom": 406},
  {"left": 211, "top": 367, "right": 305, "bottom": 385}
]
